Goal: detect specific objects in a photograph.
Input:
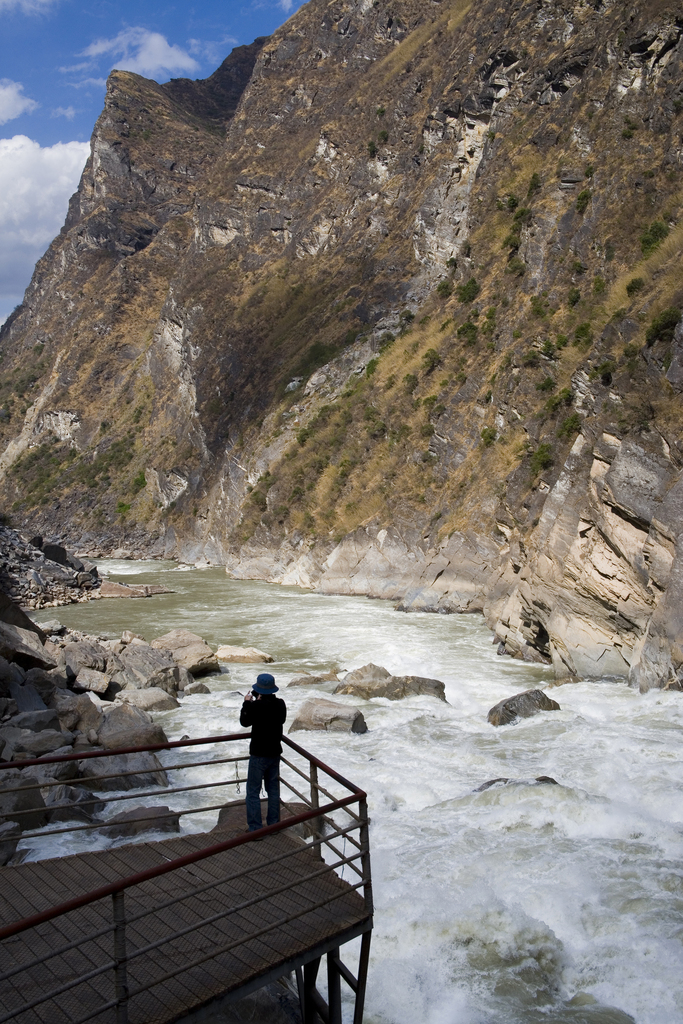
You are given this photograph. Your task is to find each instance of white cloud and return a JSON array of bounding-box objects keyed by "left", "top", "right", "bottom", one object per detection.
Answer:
[
  {"left": 0, "top": 135, "right": 89, "bottom": 307},
  {"left": 51, "top": 105, "right": 76, "bottom": 119},
  {"left": 82, "top": 27, "right": 200, "bottom": 80},
  {"left": 0, "top": 0, "right": 54, "bottom": 12},
  {"left": 69, "top": 77, "right": 107, "bottom": 90},
  {"left": 0, "top": 79, "right": 38, "bottom": 125},
  {"left": 188, "top": 35, "right": 239, "bottom": 67}
]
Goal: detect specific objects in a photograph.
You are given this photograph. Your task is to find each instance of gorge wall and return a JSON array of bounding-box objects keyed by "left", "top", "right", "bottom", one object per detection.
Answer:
[{"left": 1, "top": 0, "right": 683, "bottom": 691}]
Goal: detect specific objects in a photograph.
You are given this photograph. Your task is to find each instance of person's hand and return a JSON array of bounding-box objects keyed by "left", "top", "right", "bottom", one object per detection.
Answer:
[{"left": 244, "top": 692, "right": 253, "bottom": 701}]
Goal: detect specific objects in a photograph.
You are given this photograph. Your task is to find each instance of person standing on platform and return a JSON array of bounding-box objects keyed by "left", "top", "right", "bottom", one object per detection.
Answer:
[{"left": 240, "top": 673, "right": 287, "bottom": 833}]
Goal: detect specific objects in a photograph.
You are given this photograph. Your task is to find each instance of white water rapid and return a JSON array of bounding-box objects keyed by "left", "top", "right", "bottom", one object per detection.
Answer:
[{"left": 35, "top": 561, "right": 683, "bottom": 1024}]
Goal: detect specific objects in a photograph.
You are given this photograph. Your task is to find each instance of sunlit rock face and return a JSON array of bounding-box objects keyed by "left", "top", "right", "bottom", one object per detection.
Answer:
[{"left": 2, "top": 0, "right": 683, "bottom": 689}]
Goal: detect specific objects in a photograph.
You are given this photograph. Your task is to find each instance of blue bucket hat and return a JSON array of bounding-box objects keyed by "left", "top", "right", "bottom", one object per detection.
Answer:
[{"left": 253, "top": 672, "right": 278, "bottom": 694}]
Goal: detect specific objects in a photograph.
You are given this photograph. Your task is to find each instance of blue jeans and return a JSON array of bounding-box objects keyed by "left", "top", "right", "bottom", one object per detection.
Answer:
[{"left": 246, "top": 756, "right": 281, "bottom": 831}]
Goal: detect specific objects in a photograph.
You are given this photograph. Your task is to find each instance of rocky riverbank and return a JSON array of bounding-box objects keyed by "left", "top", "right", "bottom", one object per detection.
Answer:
[
  {"left": 0, "top": 605, "right": 224, "bottom": 864},
  {"left": 0, "top": 525, "right": 99, "bottom": 609}
]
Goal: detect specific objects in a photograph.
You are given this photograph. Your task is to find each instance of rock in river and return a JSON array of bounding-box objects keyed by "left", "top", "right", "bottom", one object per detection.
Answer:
[
  {"left": 289, "top": 698, "right": 368, "bottom": 734},
  {"left": 118, "top": 688, "right": 180, "bottom": 712},
  {"left": 334, "top": 663, "right": 446, "bottom": 702},
  {"left": 487, "top": 689, "right": 561, "bottom": 727},
  {"left": 216, "top": 644, "right": 274, "bottom": 663},
  {"left": 97, "top": 703, "right": 168, "bottom": 749},
  {"left": 151, "top": 628, "right": 218, "bottom": 676},
  {"left": 78, "top": 751, "right": 168, "bottom": 791},
  {"left": 102, "top": 805, "right": 180, "bottom": 838},
  {"left": 108, "top": 644, "right": 181, "bottom": 695}
]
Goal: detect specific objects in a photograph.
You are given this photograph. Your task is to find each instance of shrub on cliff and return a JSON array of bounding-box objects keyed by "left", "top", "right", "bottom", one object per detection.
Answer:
[
  {"left": 457, "top": 321, "right": 478, "bottom": 346},
  {"left": 640, "top": 221, "right": 669, "bottom": 257},
  {"left": 422, "top": 348, "right": 442, "bottom": 372},
  {"left": 530, "top": 443, "right": 553, "bottom": 475},
  {"left": 457, "top": 278, "right": 480, "bottom": 303},
  {"left": 576, "top": 189, "right": 591, "bottom": 214},
  {"left": 645, "top": 307, "right": 680, "bottom": 347},
  {"left": 557, "top": 413, "right": 582, "bottom": 440}
]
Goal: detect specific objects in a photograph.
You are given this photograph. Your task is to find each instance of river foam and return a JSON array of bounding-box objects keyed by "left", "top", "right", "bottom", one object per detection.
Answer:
[{"left": 36, "top": 561, "right": 683, "bottom": 1024}]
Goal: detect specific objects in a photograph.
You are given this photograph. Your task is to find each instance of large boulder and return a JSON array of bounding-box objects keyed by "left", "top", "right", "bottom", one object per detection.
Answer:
[
  {"left": 118, "top": 688, "right": 179, "bottom": 712},
  {"left": 181, "top": 680, "right": 210, "bottom": 695},
  {"left": 0, "top": 621, "right": 56, "bottom": 670},
  {"left": 0, "top": 726, "right": 74, "bottom": 759},
  {"left": 23, "top": 667, "right": 57, "bottom": 704},
  {"left": 97, "top": 703, "right": 168, "bottom": 750},
  {"left": 22, "top": 756, "right": 79, "bottom": 785},
  {"left": 287, "top": 671, "right": 339, "bottom": 689},
  {"left": 63, "top": 640, "right": 108, "bottom": 678},
  {"left": 73, "top": 667, "right": 111, "bottom": 695},
  {"left": 150, "top": 629, "right": 218, "bottom": 676},
  {"left": 0, "top": 767, "right": 47, "bottom": 829},
  {"left": 78, "top": 751, "right": 168, "bottom": 791},
  {"left": 289, "top": 698, "right": 368, "bottom": 734},
  {"left": 50, "top": 690, "right": 104, "bottom": 734},
  {"left": 9, "top": 680, "right": 46, "bottom": 712},
  {"left": 0, "top": 593, "right": 46, "bottom": 639},
  {"left": 487, "top": 689, "right": 561, "bottom": 727},
  {"left": 108, "top": 645, "right": 181, "bottom": 695},
  {"left": 44, "top": 784, "right": 105, "bottom": 823},
  {"left": 334, "top": 664, "right": 447, "bottom": 702},
  {"left": 215, "top": 645, "right": 274, "bottom": 663},
  {"left": 8, "top": 709, "right": 60, "bottom": 732},
  {"left": 102, "top": 805, "right": 180, "bottom": 838}
]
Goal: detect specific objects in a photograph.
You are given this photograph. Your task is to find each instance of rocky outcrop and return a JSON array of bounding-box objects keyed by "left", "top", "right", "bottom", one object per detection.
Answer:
[
  {"left": 487, "top": 690, "right": 561, "bottom": 727},
  {"left": 334, "top": 663, "right": 447, "bottom": 702},
  {"left": 486, "top": 427, "right": 683, "bottom": 691},
  {"left": 151, "top": 629, "right": 218, "bottom": 675},
  {"left": 0, "top": 527, "right": 98, "bottom": 609},
  {"left": 289, "top": 698, "right": 368, "bottom": 734}
]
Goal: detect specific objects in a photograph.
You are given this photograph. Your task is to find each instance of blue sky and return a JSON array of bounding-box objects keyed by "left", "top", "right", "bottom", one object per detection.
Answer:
[{"left": 0, "top": 0, "right": 305, "bottom": 323}]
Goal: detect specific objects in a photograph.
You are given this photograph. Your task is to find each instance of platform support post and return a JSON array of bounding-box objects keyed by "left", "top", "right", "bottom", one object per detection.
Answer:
[
  {"left": 327, "top": 947, "right": 342, "bottom": 1024},
  {"left": 353, "top": 930, "right": 372, "bottom": 1024},
  {"left": 112, "top": 890, "right": 129, "bottom": 1024},
  {"left": 297, "top": 956, "right": 321, "bottom": 1023}
]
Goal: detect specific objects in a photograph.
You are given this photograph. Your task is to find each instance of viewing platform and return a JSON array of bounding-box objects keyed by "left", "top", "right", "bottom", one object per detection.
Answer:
[{"left": 0, "top": 734, "right": 373, "bottom": 1024}]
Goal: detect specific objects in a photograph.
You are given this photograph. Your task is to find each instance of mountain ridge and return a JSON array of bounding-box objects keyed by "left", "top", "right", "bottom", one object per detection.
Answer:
[{"left": 1, "top": 0, "right": 683, "bottom": 691}]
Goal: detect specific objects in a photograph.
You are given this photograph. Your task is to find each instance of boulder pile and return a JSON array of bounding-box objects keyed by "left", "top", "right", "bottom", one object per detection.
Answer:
[
  {"left": 0, "top": 526, "right": 99, "bottom": 609},
  {"left": 0, "top": 611, "right": 222, "bottom": 863}
]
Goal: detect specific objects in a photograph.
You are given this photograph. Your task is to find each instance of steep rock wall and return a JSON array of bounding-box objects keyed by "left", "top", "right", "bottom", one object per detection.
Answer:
[{"left": 1, "top": 0, "right": 683, "bottom": 690}]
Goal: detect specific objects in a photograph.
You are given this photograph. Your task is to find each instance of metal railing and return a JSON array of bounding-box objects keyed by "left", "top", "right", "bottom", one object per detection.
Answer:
[{"left": 0, "top": 733, "right": 373, "bottom": 1024}]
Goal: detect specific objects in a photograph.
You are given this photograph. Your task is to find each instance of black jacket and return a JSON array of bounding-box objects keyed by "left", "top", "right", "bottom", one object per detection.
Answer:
[{"left": 240, "top": 695, "right": 287, "bottom": 757}]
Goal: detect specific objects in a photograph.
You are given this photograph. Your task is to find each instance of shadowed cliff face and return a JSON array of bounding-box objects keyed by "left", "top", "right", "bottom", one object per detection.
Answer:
[{"left": 1, "top": 0, "right": 683, "bottom": 691}]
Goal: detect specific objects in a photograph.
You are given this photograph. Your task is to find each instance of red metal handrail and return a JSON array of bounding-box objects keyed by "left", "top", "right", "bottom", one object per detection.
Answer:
[{"left": 0, "top": 733, "right": 367, "bottom": 942}]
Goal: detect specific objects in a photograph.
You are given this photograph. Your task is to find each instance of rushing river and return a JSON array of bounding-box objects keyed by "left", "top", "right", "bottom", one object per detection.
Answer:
[{"left": 34, "top": 560, "right": 683, "bottom": 1024}]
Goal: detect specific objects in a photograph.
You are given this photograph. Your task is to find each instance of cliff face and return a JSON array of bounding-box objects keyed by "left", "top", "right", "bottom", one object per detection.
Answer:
[{"left": 1, "top": 0, "right": 683, "bottom": 691}]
